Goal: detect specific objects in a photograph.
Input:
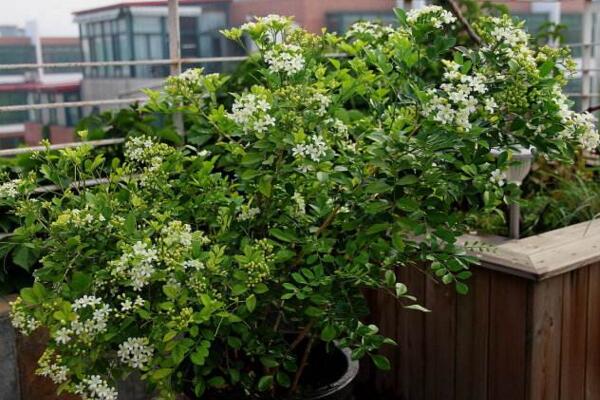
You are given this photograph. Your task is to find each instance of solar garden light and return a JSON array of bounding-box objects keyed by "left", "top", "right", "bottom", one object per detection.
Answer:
[{"left": 490, "top": 146, "right": 535, "bottom": 239}]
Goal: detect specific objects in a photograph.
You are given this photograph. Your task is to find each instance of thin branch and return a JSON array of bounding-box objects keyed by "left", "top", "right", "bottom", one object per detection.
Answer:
[
  {"left": 291, "top": 336, "right": 315, "bottom": 393},
  {"left": 587, "top": 104, "right": 600, "bottom": 113},
  {"left": 289, "top": 320, "right": 314, "bottom": 351},
  {"left": 445, "top": 0, "right": 482, "bottom": 45}
]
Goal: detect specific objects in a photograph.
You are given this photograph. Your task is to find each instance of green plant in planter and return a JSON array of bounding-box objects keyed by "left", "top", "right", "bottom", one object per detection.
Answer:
[{"left": 4, "top": 10, "right": 597, "bottom": 400}]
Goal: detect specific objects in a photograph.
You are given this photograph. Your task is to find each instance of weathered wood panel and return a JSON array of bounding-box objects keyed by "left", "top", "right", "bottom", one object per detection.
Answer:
[
  {"left": 527, "top": 275, "right": 563, "bottom": 400},
  {"left": 455, "top": 268, "right": 490, "bottom": 400},
  {"left": 396, "top": 266, "right": 426, "bottom": 400},
  {"left": 586, "top": 263, "right": 600, "bottom": 400},
  {"left": 487, "top": 272, "right": 528, "bottom": 400},
  {"left": 367, "top": 260, "right": 600, "bottom": 400},
  {"left": 560, "top": 266, "right": 589, "bottom": 400},
  {"left": 424, "top": 277, "right": 456, "bottom": 400}
]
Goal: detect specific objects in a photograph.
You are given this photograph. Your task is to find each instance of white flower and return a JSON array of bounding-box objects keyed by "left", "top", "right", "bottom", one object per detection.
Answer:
[
  {"left": 238, "top": 205, "right": 261, "bottom": 221},
  {"left": 264, "top": 44, "right": 305, "bottom": 75},
  {"left": 37, "top": 349, "right": 69, "bottom": 384},
  {"left": 118, "top": 337, "right": 154, "bottom": 370},
  {"left": 54, "top": 327, "right": 72, "bottom": 344},
  {"left": 76, "top": 375, "right": 118, "bottom": 400},
  {"left": 110, "top": 241, "right": 158, "bottom": 291},
  {"left": 228, "top": 92, "right": 275, "bottom": 134},
  {"left": 10, "top": 297, "right": 40, "bottom": 335},
  {"left": 490, "top": 169, "right": 506, "bottom": 187},
  {"left": 407, "top": 6, "right": 456, "bottom": 28},
  {"left": 311, "top": 92, "right": 331, "bottom": 116},
  {"left": 120, "top": 298, "right": 133, "bottom": 312},
  {"left": 292, "top": 192, "right": 306, "bottom": 215},
  {"left": 292, "top": 135, "right": 329, "bottom": 162},
  {"left": 0, "top": 179, "right": 21, "bottom": 199},
  {"left": 484, "top": 98, "right": 498, "bottom": 113}
]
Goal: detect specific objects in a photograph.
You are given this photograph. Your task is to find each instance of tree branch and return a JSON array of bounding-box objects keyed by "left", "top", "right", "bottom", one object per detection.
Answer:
[{"left": 444, "top": 0, "right": 482, "bottom": 45}]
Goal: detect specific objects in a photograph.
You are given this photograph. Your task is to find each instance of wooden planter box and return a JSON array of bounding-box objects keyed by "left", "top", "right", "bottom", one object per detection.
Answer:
[
  {"left": 3, "top": 220, "right": 600, "bottom": 400},
  {"left": 367, "top": 219, "right": 600, "bottom": 400}
]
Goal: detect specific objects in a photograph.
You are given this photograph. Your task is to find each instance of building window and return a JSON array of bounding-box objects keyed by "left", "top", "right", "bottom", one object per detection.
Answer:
[
  {"left": 48, "top": 93, "right": 58, "bottom": 125},
  {"left": 0, "top": 92, "right": 28, "bottom": 124}
]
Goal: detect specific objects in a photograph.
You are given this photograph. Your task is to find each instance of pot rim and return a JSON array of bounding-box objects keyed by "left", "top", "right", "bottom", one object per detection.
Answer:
[{"left": 301, "top": 346, "right": 359, "bottom": 400}]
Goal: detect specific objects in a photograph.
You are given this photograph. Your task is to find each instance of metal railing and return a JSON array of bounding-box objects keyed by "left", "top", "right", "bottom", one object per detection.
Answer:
[{"left": 0, "top": 0, "right": 597, "bottom": 154}]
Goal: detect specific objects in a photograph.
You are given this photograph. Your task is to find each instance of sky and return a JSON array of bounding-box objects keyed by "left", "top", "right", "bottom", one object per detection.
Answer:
[{"left": 0, "top": 0, "right": 147, "bottom": 37}]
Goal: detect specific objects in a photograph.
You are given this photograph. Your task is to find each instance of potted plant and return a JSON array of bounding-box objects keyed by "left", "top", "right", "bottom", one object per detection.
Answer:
[{"left": 4, "top": 9, "right": 596, "bottom": 400}]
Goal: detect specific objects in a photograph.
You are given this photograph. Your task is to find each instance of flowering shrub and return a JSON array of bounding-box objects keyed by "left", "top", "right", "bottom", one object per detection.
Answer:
[{"left": 5, "top": 9, "right": 598, "bottom": 400}]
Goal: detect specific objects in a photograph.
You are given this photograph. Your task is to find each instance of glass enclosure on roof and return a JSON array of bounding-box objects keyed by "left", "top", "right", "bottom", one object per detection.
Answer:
[{"left": 77, "top": 4, "right": 229, "bottom": 79}]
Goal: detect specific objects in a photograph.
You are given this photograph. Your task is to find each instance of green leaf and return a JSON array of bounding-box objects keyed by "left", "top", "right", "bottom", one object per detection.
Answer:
[
  {"left": 260, "top": 356, "right": 279, "bottom": 368},
  {"left": 124, "top": 213, "right": 137, "bottom": 235},
  {"left": 276, "top": 371, "right": 291, "bottom": 388},
  {"left": 241, "top": 152, "right": 263, "bottom": 166},
  {"left": 246, "top": 294, "right": 257, "bottom": 313},
  {"left": 371, "top": 354, "right": 391, "bottom": 371},
  {"left": 70, "top": 272, "right": 92, "bottom": 294},
  {"left": 395, "top": 282, "right": 408, "bottom": 297},
  {"left": 364, "top": 180, "right": 392, "bottom": 194},
  {"left": 152, "top": 368, "right": 172, "bottom": 380},
  {"left": 258, "top": 375, "right": 274, "bottom": 392},
  {"left": 258, "top": 175, "right": 273, "bottom": 197},
  {"left": 404, "top": 304, "right": 430, "bottom": 312},
  {"left": 270, "top": 228, "right": 296, "bottom": 243},
  {"left": 13, "top": 246, "right": 35, "bottom": 271},
  {"left": 208, "top": 376, "right": 226, "bottom": 388},
  {"left": 397, "top": 175, "right": 418, "bottom": 185},
  {"left": 456, "top": 281, "right": 469, "bottom": 295},
  {"left": 320, "top": 324, "right": 337, "bottom": 342}
]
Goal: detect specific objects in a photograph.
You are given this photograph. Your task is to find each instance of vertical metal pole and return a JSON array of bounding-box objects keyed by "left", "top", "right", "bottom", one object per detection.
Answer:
[
  {"left": 168, "top": 0, "right": 182, "bottom": 76},
  {"left": 582, "top": 1, "right": 593, "bottom": 112},
  {"left": 509, "top": 203, "right": 520, "bottom": 240},
  {"left": 167, "top": 0, "right": 185, "bottom": 138}
]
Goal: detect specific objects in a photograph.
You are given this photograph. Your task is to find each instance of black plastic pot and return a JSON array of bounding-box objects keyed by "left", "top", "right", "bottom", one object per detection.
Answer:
[
  {"left": 299, "top": 345, "right": 359, "bottom": 400},
  {"left": 184, "top": 343, "right": 359, "bottom": 400}
]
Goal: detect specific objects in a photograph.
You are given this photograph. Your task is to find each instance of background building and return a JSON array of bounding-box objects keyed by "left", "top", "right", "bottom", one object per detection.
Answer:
[
  {"left": 0, "top": 25, "right": 82, "bottom": 149},
  {"left": 73, "top": 0, "right": 232, "bottom": 111}
]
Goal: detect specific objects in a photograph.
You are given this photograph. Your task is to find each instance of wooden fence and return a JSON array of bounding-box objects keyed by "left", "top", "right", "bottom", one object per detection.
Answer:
[{"left": 366, "top": 219, "right": 600, "bottom": 400}]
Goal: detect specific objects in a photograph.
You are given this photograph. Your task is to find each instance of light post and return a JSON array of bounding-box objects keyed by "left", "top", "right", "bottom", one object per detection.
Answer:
[{"left": 491, "top": 146, "right": 535, "bottom": 239}]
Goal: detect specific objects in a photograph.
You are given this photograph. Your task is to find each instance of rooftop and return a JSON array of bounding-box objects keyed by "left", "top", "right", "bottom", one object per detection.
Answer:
[{"left": 73, "top": 0, "right": 231, "bottom": 16}]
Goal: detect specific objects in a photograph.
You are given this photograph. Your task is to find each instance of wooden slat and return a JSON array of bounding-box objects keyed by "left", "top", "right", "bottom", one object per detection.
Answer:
[
  {"left": 488, "top": 272, "right": 528, "bottom": 400},
  {"left": 455, "top": 268, "right": 491, "bottom": 400},
  {"left": 527, "top": 275, "right": 564, "bottom": 400},
  {"left": 424, "top": 275, "right": 457, "bottom": 400},
  {"left": 586, "top": 263, "right": 600, "bottom": 399},
  {"left": 560, "top": 267, "right": 589, "bottom": 400},
  {"left": 375, "top": 287, "right": 398, "bottom": 394},
  {"left": 397, "top": 266, "right": 426, "bottom": 400}
]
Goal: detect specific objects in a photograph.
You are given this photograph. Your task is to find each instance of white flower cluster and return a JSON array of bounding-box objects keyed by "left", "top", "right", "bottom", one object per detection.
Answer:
[
  {"left": 10, "top": 297, "right": 40, "bottom": 335},
  {"left": 423, "top": 61, "right": 490, "bottom": 131},
  {"left": 480, "top": 16, "right": 534, "bottom": 63},
  {"left": 119, "top": 295, "right": 145, "bottom": 313},
  {"left": 346, "top": 21, "right": 394, "bottom": 40},
  {"left": 161, "top": 220, "right": 193, "bottom": 247},
  {"left": 264, "top": 44, "right": 305, "bottom": 75},
  {"left": 67, "top": 295, "right": 112, "bottom": 340},
  {"left": 75, "top": 375, "right": 118, "bottom": 400},
  {"left": 407, "top": 5, "right": 456, "bottom": 28},
  {"left": 238, "top": 205, "right": 260, "bottom": 221},
  {"left": 240, "top": 14, "right": 291, "bottom": 32},
  {"left": 490, "top": 169, "right": 506, "bottom": 187},
  {"left": 310, "top": 92, "right": 331, "bottom": 116},
  {"left": 117, "top": 337, "right": 154, "bottom": 369},
  {"left": 292, "top": 192, "right": 306, "bottom": 215},
  {"left": 228, "top": 92, "right": 275, "bottom": 134},
  {"left": 37, "top": 349, "right": 69, "bottom": 384},
  {"left": 0, "top": 179, "right": 21, "bottom": 199},
  {"left": 178, "top": 68, "right": 203, "bottom": 84},
  {"left": 292, "top": 135, "right": 329, "bottom": 162},
  {"left": 110, "top": 241, "right": 159, "bottom": 291},
  {"left": 52, "top": 208, "right": 105, "bottom": 229},
  {"left": 124, "top": 135, "right": 173, "bottom": 173},
  {"left": 553, "top": 88, "right": 600, "bottom": 150}
]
